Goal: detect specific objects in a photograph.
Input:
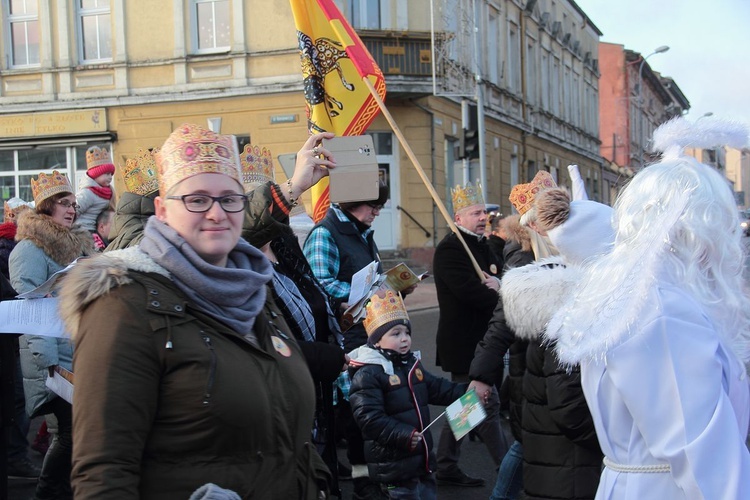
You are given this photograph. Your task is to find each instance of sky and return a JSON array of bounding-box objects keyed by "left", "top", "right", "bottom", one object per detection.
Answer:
[{"left": 573, "top": 0, "right": 750, "bottom": 126}]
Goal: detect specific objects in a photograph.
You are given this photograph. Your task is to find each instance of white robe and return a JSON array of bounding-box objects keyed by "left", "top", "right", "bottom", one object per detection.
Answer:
[{"left": 580, "top": 282, "right": 750, "bottom": 499}]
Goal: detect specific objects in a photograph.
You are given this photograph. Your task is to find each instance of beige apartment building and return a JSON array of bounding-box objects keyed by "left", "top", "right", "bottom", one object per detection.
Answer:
[
  {"left": 0, "top": 0, "right": 604, "bottom": 257},
  {"left": 726, "top": 148, "right": 750, "bottom": 209}
]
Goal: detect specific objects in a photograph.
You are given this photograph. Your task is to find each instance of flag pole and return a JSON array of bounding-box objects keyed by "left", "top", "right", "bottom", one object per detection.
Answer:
[{"left": 361, "top": 77, "right": 485, "bottom": 281}]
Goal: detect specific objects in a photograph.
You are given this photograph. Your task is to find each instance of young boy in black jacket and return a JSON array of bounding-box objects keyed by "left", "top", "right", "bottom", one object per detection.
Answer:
[{"left": 348, "top": 289, "right": 467, "bottom": 499}]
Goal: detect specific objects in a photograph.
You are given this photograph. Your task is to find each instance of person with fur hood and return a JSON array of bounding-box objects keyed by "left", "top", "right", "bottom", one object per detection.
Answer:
[
  {"left": 59, "top": 125, "right": 334, "bottom": 500},
  {"left": 470, "top": 171, "right": 561, "bottom": 500},
  {"left": 547, "top": 118, "right": 750, "bottom": 498},
  {"left": 503, "top": 187, "right": 611, "bottom": 500},
  {"left": 9, "top": 171, "right": 95, "bottom": 500},
  {"left": 471, "top": 170, "right": 612, "bottom": 500}
]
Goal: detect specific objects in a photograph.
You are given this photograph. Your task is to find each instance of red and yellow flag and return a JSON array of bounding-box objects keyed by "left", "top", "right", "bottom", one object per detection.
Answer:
[{"left": 290, "top": 0, "right": 386, "bottom": 222}]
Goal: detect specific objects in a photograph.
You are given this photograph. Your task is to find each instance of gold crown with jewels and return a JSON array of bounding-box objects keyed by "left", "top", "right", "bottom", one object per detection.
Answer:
[
  {"left": 156, "top": 123, "right": 241, "bottom": 195},
  {"left": 240, "top": 144, "right": 275, "bottom": 190},
  {"left": 363, "top": 289, "right": 410, "bottom": 337},
  {"left": 31, "top": 170, "right": 73, "bottom": 204},
  {"left": 122, "top": 148, "right": 160, "bottom": 196},
  {"left": 451, "top": 181, "right": 485, "bottom": 212},
  {"left": 509, "top": 170, "right": 557, "bottom": 216}
]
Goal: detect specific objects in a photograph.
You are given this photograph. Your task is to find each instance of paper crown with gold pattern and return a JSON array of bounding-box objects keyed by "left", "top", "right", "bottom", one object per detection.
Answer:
[
  {"left": 156, "top": 123, "right": 241, "bottom": 195},
  {"left": 122, "top": 148, "right": 160, "bottom": 196},
  {"left": 363, "top": 289, "right": 411, "bottom": 345},
  {"left": 509, "top": 170, "right": 557, "bottom": 216},
  {"left": 451, "top": 181, "right": 485, "bottom": 212},
  {"left": 31, "top": 171, "right": 73, "bottom": 204},
  {"left": 86, "top": 146, "right": 116, "bottom": 178},
  {"left": 240, "top": 144, "right": 275, "bottom": 190}
]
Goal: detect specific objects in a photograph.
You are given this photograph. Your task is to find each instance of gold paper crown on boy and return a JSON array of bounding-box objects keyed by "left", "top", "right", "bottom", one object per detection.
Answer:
[
  {"left": 363, "top": 289, "right": 411, "bottom": 346},
  {"left": 451, "top": 181, "right": 485, "bottom": 212},
  {"left": 86, "top": 146, "right": 116, "bottom": 178},
  {"left": 123, "top": 148, "right": 160, "bottom": 196},
  {"left": 156, "top": 123, "right": 241, "bottom": 195},
  {"left": 31, "top": 170, "right": 73, "bottom": 204},
  {"left": 509, "top": 170, "right": 557, "bottom": 216},
  {"left": 240, "top": 144, "right": 275, "bottom": 190}
]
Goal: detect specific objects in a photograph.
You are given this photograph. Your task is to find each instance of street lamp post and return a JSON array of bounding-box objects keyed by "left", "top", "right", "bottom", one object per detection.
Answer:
[{"left": 637, "top": 45, "right": 669, "bottom": 169}]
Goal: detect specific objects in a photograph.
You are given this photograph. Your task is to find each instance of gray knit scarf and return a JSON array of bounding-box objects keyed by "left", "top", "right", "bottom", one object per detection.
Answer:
[{"left": 140, "top": 216, "right": 272, "bottom": 336}]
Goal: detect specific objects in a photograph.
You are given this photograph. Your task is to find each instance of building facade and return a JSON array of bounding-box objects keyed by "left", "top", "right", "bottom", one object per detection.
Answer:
[
  {"left": 0, "top": 0, "right": 604, "bottom": 258},
  {"left": 725, "top": 148, "right": 750, "bottom": 209},
  {"left": 597, "top": 41, "right": 690, "bottom": 202}
]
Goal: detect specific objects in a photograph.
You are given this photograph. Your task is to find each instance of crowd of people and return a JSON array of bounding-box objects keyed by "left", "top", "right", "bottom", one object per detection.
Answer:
[{"left": 0, "top": 116, "right": 749, "bottom": 500}]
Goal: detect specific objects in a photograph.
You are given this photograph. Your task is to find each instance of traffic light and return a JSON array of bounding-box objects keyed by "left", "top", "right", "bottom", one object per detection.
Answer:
[
  {"left": 459, "top": 103, "right": 479, "bottom": 160},
  {"left": 460, "top": 128, "right": 480, "bottom": 160}
]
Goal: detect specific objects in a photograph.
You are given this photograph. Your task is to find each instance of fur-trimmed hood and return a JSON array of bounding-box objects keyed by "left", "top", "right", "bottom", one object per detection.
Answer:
[
  {"left": 348, "top": 345, "right": 421, "bottom": 376},
  {"left": 15, "top": 210, "right": 94, "bottom": 266},
  {"left": 501, "top": 256, "right": 580, "bottom": 341},
  {"left": 503, "top": 215, "right": 532, "bottom": 252},
  {"left": 58, "top": 246, "right": 169, "bottom": 340}
]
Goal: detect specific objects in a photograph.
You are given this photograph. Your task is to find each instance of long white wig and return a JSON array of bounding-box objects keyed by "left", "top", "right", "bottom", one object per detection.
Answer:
[{"left": 548, "top": 117, "right": 750, "bottom": 365}]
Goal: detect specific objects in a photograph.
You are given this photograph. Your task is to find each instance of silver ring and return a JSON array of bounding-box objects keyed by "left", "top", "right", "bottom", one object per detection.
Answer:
[{"left": 312, "top": 146, "right": 320, "bottom": 156}]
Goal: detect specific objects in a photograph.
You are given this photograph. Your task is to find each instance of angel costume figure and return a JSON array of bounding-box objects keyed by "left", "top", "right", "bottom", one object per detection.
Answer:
[{"left": 547, "top": 117, "right": 750, "bottom": 499}]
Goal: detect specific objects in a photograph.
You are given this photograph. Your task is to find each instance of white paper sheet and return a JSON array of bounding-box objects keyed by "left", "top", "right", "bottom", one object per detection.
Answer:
[
  {"left": 347, "top": 260, "right": 380, "bottom": 305},
  {"left": 45, "top": 371, "right": 73, "bottom": 404},
  {"left": 0, "top": 297, "right": 67, "bottom": 337}
]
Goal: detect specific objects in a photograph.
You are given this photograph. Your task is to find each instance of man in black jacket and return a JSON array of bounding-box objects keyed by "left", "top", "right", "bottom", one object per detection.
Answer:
[{"left": 433, "top": 182, "right": 506, "bottom": 487}]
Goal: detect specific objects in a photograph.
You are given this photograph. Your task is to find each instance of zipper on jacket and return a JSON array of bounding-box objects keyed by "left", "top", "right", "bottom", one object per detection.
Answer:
[
  {"left": 201, "top": 333, "right": 217, "bottom": 405},
  {"left": 407, "top": 359, "right": 431, "bottom": 473},
  {"left": 266, "top": 307, "right": 291, "bottom": 341}
]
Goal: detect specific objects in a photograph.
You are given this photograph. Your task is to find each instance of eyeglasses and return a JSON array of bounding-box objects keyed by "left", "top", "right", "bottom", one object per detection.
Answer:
[
  {"left": 166, "top": 193, "right": 248, "bottom": 213},
  {"left": 57, "top": 199, "right": 79, "bottom": 210},
  {"left": 367, "top": 203, "right": 384, "bottom": 212}
]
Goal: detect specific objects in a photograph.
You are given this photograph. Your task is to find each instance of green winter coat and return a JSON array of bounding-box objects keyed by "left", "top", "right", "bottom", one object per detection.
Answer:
[
  {"left": 59, "top": 247, "right": 329, "bottom": 499},
  {"left": 105, "top": 191, "right": 156, "bottom": 251}
]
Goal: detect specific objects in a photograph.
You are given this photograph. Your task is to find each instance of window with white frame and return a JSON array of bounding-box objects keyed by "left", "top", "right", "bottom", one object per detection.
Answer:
[
  {"left": 540, "top": 49, "right": 549, "bottom": 111},
  {"left": 192, "top": 0, "right": 230, "bottom": 53},
  {"left": 550, "top": 56, "right": 560, "bottom": 116},
  {"left": 563, "top": 65, "right": 571, "bottom": 120},
  {"left": 350, "top": 0, "right": 383, "bottom": 30},
  {"left": 584, "top": 86, "right": 590, "bottom": 131},
  {"left": 572, "top": 73, "right": 580, "bottom": 127},
  {"left": 487, "top": 7, "right": 500, "bottom": 85},
  {"left": 5, "top": 0, "right": 40, "bottom": 67},
  {"left": 526, "top": 40, "right": 537, "bottom": 104},
  {"left": 77, "top": 0, "right": 112, "bottom": 63},
  {"left": 0, "top": 144, "right": 98, "bottom": 211},
  {"left": 508, "top": 22, "right": 521, "bottom": 93}
]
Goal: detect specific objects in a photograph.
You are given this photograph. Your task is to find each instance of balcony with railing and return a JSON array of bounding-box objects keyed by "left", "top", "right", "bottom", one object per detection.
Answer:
[{"left": 359, "top": 31, "right": 434, "bottom": 77}]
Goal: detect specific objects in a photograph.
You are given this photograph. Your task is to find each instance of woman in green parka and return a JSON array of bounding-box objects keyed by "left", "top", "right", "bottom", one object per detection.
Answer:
[{"left": 60, "top": 124, "right": 335, "bottom": 499}]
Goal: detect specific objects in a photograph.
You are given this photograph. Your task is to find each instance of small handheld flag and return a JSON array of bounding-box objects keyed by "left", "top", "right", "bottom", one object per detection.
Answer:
[{"left": 445, "top": 390, "right": 487, "bottom": 441}]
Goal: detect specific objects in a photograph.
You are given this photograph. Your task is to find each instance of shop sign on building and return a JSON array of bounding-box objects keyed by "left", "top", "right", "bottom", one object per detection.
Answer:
[{"left": 0, "top": 109, "right": 107, "bottom": 138}]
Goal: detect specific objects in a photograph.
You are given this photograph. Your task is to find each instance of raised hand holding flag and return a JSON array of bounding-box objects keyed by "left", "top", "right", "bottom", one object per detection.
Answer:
[{"left": 290, "top": 0, "right": 386, "bottom": 222}]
